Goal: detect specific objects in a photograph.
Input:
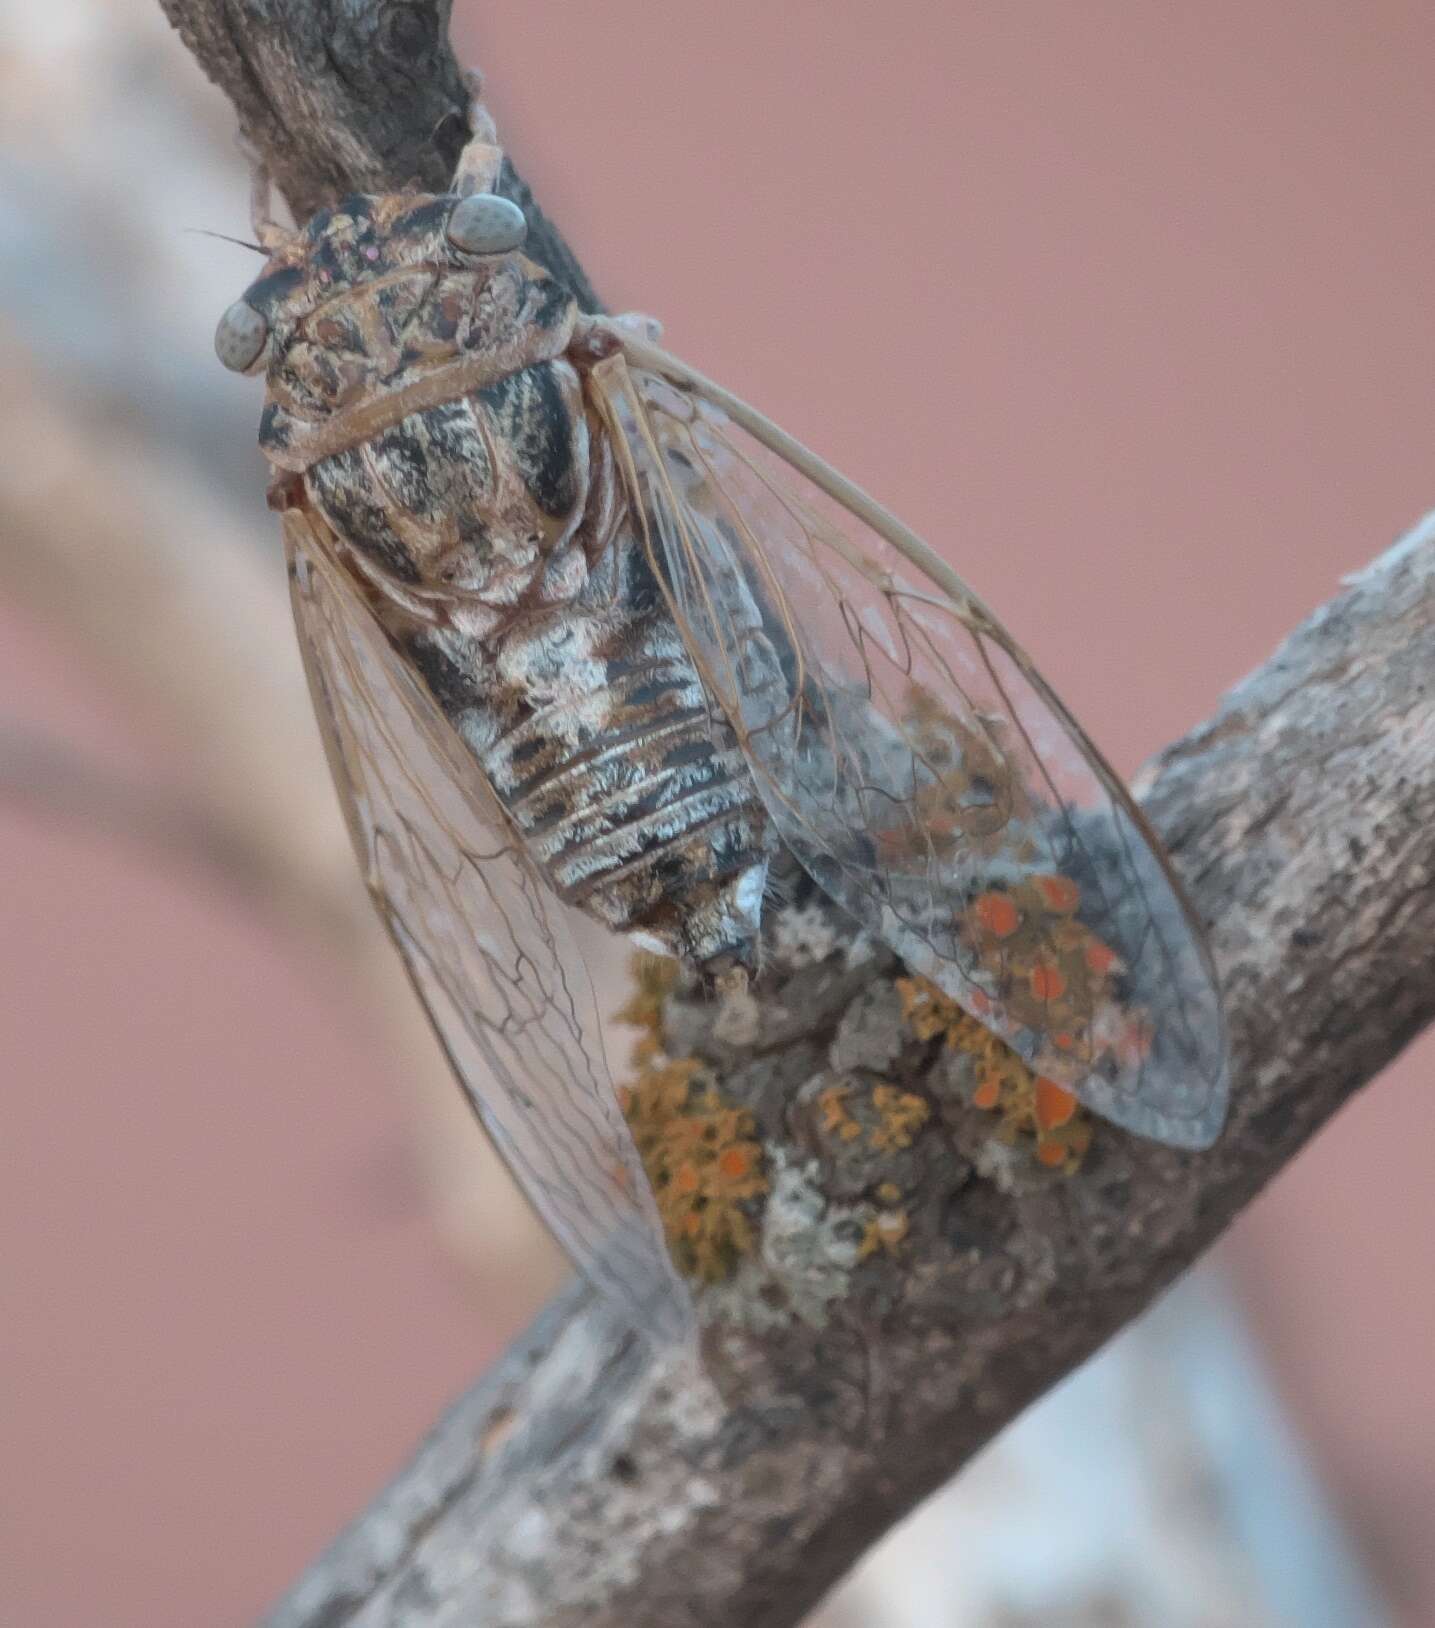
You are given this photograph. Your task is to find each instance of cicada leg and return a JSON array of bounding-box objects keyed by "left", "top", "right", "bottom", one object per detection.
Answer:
[
  {"left": 452, "top": 69, "right": 503, "bottom": 196},
  {"left": 242, "top": 149, "right": 292, "bottom": 255}
]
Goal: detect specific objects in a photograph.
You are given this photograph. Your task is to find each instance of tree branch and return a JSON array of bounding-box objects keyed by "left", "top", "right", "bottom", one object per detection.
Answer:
[
  {"left": 155, "top": 6, "right": 1435, "bottom": 1625},
  {"left": 155, "top": 0, "right": 600, "bottom": 310}
]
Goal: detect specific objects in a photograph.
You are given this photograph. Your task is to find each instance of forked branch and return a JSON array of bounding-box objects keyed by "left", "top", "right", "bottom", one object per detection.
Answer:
[{"left": 159, "top": 5, "right": 1435, "bottom": 1626}]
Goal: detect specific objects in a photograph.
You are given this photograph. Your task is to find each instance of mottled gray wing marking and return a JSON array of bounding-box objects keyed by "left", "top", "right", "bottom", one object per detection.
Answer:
[
  {"left": 590, "top": 353, "right": 1228, "bottom": 1149},
  {"left": 284, "top": 506, "right": 691, "bottom": 1337}
]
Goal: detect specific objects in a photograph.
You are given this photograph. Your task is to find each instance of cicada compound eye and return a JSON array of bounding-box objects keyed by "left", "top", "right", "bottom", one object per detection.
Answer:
[
  {"left": 214, "top": 299, "right": 269, "bottom": 372},
  {"left": 446, "top": 193, "right": 527, "bottom": 256}
]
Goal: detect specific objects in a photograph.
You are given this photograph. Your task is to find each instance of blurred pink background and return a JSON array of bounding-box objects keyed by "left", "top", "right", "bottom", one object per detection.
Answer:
[{"left": 2, "top": 2, "right": 1432, "bottom": 1623}]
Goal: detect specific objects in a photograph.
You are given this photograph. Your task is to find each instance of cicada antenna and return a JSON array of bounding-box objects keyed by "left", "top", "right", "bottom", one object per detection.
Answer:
[{"left": 451, "top": 67, "right": 504, "bottom": 197}]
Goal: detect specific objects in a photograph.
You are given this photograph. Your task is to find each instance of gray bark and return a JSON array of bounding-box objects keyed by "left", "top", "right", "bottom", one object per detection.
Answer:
[{"left": 156, "top": 4, "right": 1435, "bottom": 1625}]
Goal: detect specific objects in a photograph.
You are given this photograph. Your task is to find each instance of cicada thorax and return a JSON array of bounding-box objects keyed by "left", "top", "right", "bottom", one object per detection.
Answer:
[{"left": 259, "top": 213, "right": 773, "bottom": 973}]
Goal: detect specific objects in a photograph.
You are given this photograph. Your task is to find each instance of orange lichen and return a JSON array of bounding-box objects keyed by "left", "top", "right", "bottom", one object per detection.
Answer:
[
  {"left": 974, "top": 892, "right": 1021, "bottom": 938},
  {"left": 1035, "top": 873, "right": 1081, "bottom": 913},
  {"left": 817, "top": 1078, "right": 930, "bottom": 1154},
  {"left": 859, "top": 1207, "right": 911, "bottom": 1259},
  {"left": 896, "top": 975, "right": 1093, "bottom": 1174},
  {"left": 614, "top": 955, "right": 768, "bottom": 1281},
  {"left": 870, "top": 1083, "right": 931, "bottom": 1151},
  {"left": 818, "top": 1082, "right": 865, "bottom": 1143},
  {"left": 1029, "top": 963, "right": 1067, "bottom": 1002},
  {"left": 871, "top": 686, "right": 1034, "bottom": 863},
  {"left": 1034, "top": 1076, "right": 1079, "bottom": 1131},
  {"left": 613, "top": 951, "right": 682, "bottom": 1052},
  {"left": 628, "top": 1029, "right": 663, "bottom": 1069},
  {"left": 619, "top": 1056, "right": 768, "bottom": 1282},
  {"left": 948, "top": 870, "right": 1154, "bottom": 1089},
  {"left": 972, "top": 1075, "right": 1003, "bottom": 1110}
]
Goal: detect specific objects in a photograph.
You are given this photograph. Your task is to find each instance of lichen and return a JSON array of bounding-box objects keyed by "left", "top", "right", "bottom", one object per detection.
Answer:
[
  {"left": 816, "top": 1077, "right": 931, "bottom": 1153},
  {"left": 770, "top": 900, "right": 841, "bottom": 970},
  {"left": 615, "top": 955, "right": 768, "bottom": 1282},
  {"left": 869, "top": 1083, "right": 930, "bottom": 1151},
  {"left": 755, "top": 1148, "right": 863, "bottom": 1322},
  {"left": 619, "top": 1058, "right": 770, "bottom": 1282},
  {"left": 817, "top": 1082, "right": 864, "bottom": 1145},
  {"left": 858, "top": 1206, "right": 910, "bottom": 1259},
  {"left": 896, "top": 975, "right": 1093, "bottom": 1173},
  {"left": 613, "top": 952, "right": 683, "bottom": 1044}
]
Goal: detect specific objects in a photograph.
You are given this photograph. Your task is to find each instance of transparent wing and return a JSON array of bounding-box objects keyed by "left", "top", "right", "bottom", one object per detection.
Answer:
[
  {"left": 589, "top": 344, "right": 1228, "bottom": 1149},
  {"left": 284, "top": 505, "right": 691, "bottom": 1337}
]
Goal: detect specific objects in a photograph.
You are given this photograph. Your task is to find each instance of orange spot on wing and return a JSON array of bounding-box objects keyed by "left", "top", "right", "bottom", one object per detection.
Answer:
[
  {"left": 974, "top": 892, "right": 1020, "bottom": 938},
  {"left": 673, "top": 1161, "right": 701, "bottom": 1195},
  {"left": 1035, "top": 874, "right": 1081, "bottom": 913},
  {"left": 1085, "top": 940, "right": 1117, "bottom": 976},
  {"left": 1035, "top": 1077, "right": 1078, "bottom": 1131},
  {"left": 1029, "top": 963, "right": 1067, "bottom": 1002},
  {"left": 1036, "top": 1137, "right": 1068, "bottom": 1167}
]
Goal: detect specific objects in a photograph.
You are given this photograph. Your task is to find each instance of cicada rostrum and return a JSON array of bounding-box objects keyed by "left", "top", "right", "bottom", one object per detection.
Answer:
[{"left": 214, "top": 91, "right": 1228, "bottom": 1337}]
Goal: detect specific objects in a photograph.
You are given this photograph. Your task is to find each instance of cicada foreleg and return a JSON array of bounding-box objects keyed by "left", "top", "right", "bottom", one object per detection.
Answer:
[
  {"left": 452, "top": 71, "right": 504, "bottom": 197},
  {"left": 239, "top": 145, "right": 293, "bottom": 256}
]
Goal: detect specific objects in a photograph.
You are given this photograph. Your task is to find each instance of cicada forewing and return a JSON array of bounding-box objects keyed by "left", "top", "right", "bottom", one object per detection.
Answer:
[
  {"left": 588, "top": 342, "right": 1228, "bottom": 1150},
  {"left": 284, "top": 504, "right": 693, "bottom": 1337}
]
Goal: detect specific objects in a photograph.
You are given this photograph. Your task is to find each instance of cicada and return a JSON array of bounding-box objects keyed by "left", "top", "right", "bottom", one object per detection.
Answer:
[{"left": 214, "top": 95, "right": 1228, "bottom": 1337}]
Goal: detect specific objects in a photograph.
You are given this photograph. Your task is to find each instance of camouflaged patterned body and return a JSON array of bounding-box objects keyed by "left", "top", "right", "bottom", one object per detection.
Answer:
[{"left": 252, "top": 193, "right": 772, "bottom": 970}]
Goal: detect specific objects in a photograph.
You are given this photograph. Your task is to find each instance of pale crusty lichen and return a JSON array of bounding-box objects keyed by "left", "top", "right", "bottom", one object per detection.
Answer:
[
  {"left": 697, "top": 1146, "right": 880, "bottom": 1333},
  {"left": 896, "top": 975, "right": 1093, "bottom": 1173},
  {"left": 769, "top": 900, "right": 841, "bottom": 970}
]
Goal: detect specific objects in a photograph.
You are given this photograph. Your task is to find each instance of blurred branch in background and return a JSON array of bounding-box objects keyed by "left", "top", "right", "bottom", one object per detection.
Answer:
[
  {"left": 3, "top": 1, "right": 1427, "bottom": 1625},
  {"left": 0, "top": 716, "right": 293, "bottom": 901},
  {"left": 821, "top": 1277, "right": 1387, "bottom": 1628}
]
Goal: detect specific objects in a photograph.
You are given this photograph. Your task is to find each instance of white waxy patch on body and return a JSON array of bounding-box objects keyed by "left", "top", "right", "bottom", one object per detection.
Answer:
[{"left": 731, "top": 861, "right": 768, "bottom": 930}]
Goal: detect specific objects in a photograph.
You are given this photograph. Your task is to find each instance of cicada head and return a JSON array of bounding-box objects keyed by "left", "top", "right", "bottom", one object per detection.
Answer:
[{"left": 215, "top": 188, "right": 577, "bottom": 470}]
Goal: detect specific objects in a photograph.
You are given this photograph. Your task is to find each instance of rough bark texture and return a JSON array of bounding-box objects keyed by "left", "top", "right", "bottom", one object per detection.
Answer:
[{"left": 156, "top": 5, "right": 1435, "bottom": 1625}]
